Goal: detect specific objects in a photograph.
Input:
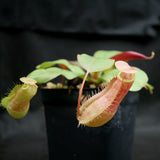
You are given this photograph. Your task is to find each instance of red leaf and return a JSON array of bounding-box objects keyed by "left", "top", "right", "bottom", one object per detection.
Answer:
[{"left": 111, "top": 51, "right": 155, "bottom": 61}]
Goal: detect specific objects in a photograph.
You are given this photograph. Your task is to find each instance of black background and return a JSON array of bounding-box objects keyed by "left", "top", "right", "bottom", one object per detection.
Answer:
[{"left": 0, "top": 0, "right": 160, "bottom": 160}]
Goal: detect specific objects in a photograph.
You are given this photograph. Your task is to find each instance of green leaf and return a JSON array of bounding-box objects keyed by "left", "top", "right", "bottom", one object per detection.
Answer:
[
  {"left": 101, "top": 69, "right": 120, "bottom": 83},
  {"left": 36, "top": 59, "right": 84, "bottom": 75},
  {"left": 28, "top": 68, "right": 60, "bottom": 83},
  {"left": 36, "top": 59, "right": 69, "bottom": 69},
  {"left": 30, "top": 59, "right": 85, "bottom": 83},
  {"left": 36, "top": 61, "right": 56, "bottom": 69},
  {"left": 77, "top": 54, "right": 114, "bottom": 73},
  {"left": 28, "top": 67, "right": 83, "bottom": 84},
  {"left": 94, "top": 50, "right": 121, "bottom": 59},
  {"left": 130, "top": 67, "right": 149, "bottom": 92}
]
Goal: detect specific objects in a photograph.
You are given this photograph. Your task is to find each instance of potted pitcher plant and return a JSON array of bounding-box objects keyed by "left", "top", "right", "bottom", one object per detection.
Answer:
[{"left": 1, "top": 50, "right": 154, "bottom": 160}]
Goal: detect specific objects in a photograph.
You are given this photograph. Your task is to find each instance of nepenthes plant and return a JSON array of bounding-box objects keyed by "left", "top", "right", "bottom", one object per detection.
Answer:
[{"left": 1, "top": 50, "right": 155, "bottom": 127}]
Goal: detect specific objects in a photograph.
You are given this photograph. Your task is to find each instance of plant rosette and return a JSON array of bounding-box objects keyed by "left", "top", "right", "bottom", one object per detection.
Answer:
[{"left": 1, "top": 50, "right": 155, "bottom": 127}]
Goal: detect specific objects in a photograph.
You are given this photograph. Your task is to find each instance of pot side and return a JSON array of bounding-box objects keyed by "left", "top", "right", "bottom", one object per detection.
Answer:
[{"left": 41, "top": 88, "right": 139, "bottom": 160}]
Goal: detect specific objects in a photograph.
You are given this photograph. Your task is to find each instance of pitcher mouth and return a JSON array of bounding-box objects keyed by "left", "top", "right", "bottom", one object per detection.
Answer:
[
  {"left": 79, "top": 71, "right": 135, "bottom": 112},
  {"left": 80, "top": 86, "right": 105, "bottom": 106}
]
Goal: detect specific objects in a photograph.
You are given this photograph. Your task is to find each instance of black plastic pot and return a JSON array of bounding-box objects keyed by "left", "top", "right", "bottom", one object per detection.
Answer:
[{"left": 41, "top": 89, "right": 139, "bottom": 160}]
